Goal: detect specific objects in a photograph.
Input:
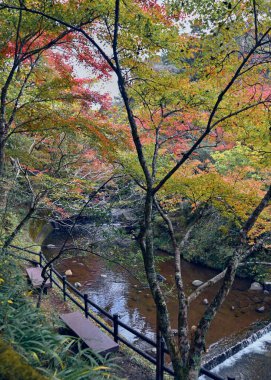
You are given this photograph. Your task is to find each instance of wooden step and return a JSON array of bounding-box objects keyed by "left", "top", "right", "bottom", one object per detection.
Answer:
[
  {"left": 60, "top": 311, "right": 119, "bottom": 356},
  {"left": 25, "top": 267, "right": 51, "bottom": 289}
]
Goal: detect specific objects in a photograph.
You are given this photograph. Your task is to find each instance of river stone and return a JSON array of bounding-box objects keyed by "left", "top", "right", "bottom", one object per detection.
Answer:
[
  {"left": 74, "top": 282, "right": 82, "bottom": 288},
  {"left": 192, "top": 280, "right": 204, "bottom": 287},
  {"left": 263, "top": 290, "right": 270, "bottom": 295},
  {"left": 157, "top": 273, "right": 166, "bottom": 282},
  {"left": 256, "top": 306, "right": 265, "bottom": 313},
  {"left": 202, "top": 298, "right": 209, "bottom": 305},
  {"left": 264, "top": 282, "right": 271, "bottom": 291},
  {"left": 100, "top": 274, "right": 107, "bottom": 278},
  {"left": 46, "top": 244, "right": 56, "bottom": 249},
  {"left": 65, "top": 269, "right": 72, "bottom": 276},
  {"left": 249, "top": 282, "right": 263, "bottom": 291}
]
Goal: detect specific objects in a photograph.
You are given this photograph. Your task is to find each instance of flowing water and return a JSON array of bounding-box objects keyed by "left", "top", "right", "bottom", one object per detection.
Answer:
[{"left": 199, "top": 331, "right": 271, "bottom": 380}]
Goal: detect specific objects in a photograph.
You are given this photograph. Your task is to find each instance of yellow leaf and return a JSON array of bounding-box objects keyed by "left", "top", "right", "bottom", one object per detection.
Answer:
[{"left": 93, "top": 366, "right": 110, "bottom": 371}]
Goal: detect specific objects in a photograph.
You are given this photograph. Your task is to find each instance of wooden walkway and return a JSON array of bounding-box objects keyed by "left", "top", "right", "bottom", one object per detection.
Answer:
[
  {"left": 60, "top": 311, "right": 119, "bottom": 355},
  {"left": 26, "top": 267, "right": 51, "bottom": 289}
]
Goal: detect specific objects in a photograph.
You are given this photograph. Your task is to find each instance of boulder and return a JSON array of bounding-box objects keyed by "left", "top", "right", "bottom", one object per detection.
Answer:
[
  {"left": 74, "top": 282, "right": 82, "bottom": 288},
  {"left": 256, "top": 306, "right": 265, "bottom": 313},
  {"left": 263, "top": 290, "right": 270, "bottom": 295},
  {"left": 100, "top": 274, "right": 107, "bottom": 278},
  {"left": 202, "top": 298, "right": 209, "bottom": 305},
  {"left": 192, "top": 280, "right": 204, "bottom": 287},
  {"left": 46, "top": 244, "right": 56, "bottom": 249},
  {"left": 65, "top": 269, "right": 72, "bottom": 276},
  {"left": 249, "top": 282, "right": 263, "bottom": 291}
]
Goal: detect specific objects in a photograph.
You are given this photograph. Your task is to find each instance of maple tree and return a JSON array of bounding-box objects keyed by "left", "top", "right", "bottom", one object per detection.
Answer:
[
  {"left": 0, "top": 1, "right": 270, "bottom": 379},
  {"left": 0, "top": 0, "right": 114, "bottom": 176},
  {"left": 0, "top": 0, "right": 121, "bottom": 250}
]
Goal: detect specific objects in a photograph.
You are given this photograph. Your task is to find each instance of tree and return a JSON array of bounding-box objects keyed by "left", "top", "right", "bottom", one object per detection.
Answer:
[
  {"left": 0, "top": 1, "right": 270, "bottom": 379},
  {"left": 0, "top": 0, "right": 112, "bottom": 175}
]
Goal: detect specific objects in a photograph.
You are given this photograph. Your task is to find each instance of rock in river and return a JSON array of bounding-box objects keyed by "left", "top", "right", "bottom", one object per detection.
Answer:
[
  {"left": 256, "top": 306, "right": 265, "bottom": 313},
  {"left": 202, "top": 298, "right": 209, "bottom": 305},
  {"left": 74, "top": 282, "right": 82, "bottom": 288},
  {"left": 264, "top": 282, "right": 271, "bottom": 291},
  {"left": 157, "top": 273, "right": 167, "bottom": 282},
  {"left": 65, "top": 269, "right": 72, "bottom": 276},
  {"left": 192, "top": 280, "right": 203, "bottom": 287}
]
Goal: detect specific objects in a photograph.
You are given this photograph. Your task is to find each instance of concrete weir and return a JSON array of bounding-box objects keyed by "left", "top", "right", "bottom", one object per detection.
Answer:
[{"left": 202, "top": 322, "right": 271, "bottom": 371}]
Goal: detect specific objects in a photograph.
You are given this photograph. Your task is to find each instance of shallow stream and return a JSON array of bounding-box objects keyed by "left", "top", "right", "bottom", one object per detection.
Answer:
[{"left": 41, "top": 228, "right": 271, "bottom": 349}]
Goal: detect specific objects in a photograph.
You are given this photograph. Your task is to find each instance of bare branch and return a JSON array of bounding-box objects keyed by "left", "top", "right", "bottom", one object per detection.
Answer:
[
  {"left": 252, "top": 0, "right": 258, "bottom": 43},
  {"left": 187, "top": 238, "right": 265, "bottom": 304}
]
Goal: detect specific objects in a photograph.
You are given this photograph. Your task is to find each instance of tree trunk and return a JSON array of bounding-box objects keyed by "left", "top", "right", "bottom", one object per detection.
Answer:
[
  {"left": 0, "top": 133, "right": 5, "bottom": 177},
  {"left": 2, "top": 206, "right": 35, "bottom": 253}
]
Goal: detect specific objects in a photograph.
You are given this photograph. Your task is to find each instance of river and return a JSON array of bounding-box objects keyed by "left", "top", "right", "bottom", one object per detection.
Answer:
[{"left": 40, "top": 227, "right": 271, "bottom": 350}]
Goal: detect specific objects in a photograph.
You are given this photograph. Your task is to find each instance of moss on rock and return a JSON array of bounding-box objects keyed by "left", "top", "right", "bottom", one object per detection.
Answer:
[{"left": 0, "top": 339, "right": 47, "bottom": 380}]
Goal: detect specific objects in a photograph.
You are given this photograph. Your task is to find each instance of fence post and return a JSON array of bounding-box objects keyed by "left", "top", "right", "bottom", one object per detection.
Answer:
[
  {"left": 49, "top": 265, "right": 53, "bottom": 287},
  {"left": 156, "top": 312, "right": 162, "bottom": 380},
  {"left": 161, "top": 338, "right": 165, "bottom": 380},
  {"left": 39, "top": 251, "right": 42, "bottom": 267},
  {"left": 113, "top": 314, "right": 119, "bottom": 343},
  {"left": 62, "top": 275, "right": 67, "bottom": 302},
  {"left": 84, "top": 293, "right": 89, "bottom": 318}
]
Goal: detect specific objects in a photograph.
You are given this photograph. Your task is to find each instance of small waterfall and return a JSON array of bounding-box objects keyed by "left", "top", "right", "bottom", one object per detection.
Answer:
[{"left": 203, "top": 322, "right": 271, "bottom": 371}]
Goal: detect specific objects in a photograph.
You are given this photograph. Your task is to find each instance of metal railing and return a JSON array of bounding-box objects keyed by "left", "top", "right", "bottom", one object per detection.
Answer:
[{"left": 9, "top": 244, "right": 231, "bottom": 380}]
